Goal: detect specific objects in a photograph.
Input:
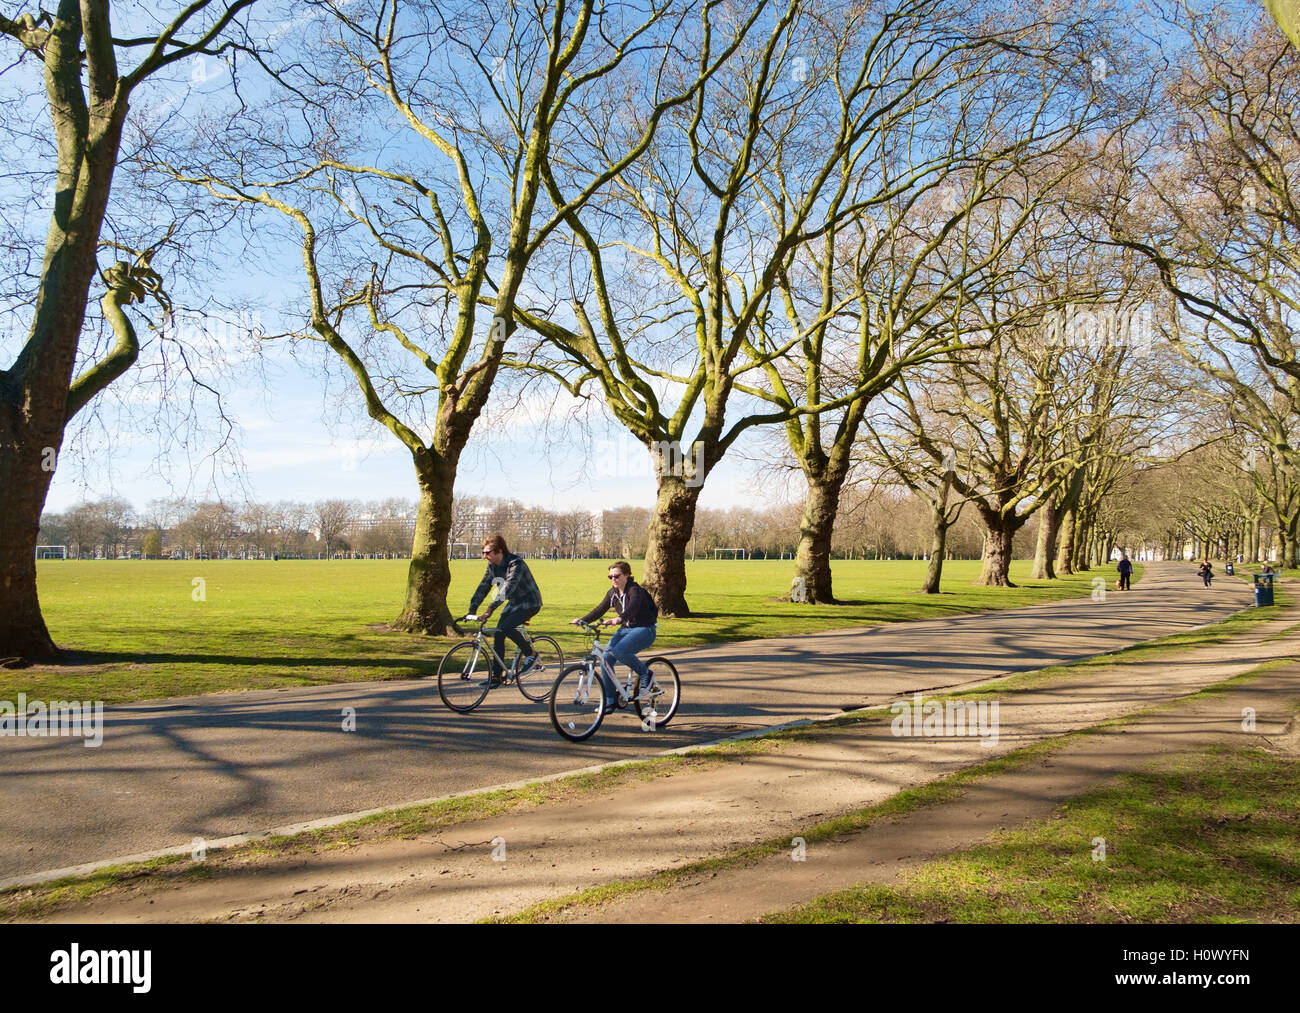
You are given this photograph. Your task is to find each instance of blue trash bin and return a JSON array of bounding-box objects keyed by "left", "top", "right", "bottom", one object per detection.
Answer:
[{"left": 1254, "top": 573, "right": 1274, "bottom": 607}]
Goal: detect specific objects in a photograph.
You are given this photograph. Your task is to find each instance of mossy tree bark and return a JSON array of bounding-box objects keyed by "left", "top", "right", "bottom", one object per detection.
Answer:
[
  {"left": 921, "top": 479, "right": 961, "bottom": 594},
  {"left": 793, "top": 466, "right": 851, "bottom": 604},
  {"left": 1029, "top": 497, "right": 1059, "bottom": 580},
  {"left": 642, "top": 474, "right": 705, "bottom": 617}
]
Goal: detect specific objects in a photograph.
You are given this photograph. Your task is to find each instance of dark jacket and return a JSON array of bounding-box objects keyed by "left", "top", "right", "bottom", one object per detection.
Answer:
[
  {"left": 470, "top": 552, "right": 543, "bottom": 613},
  {"left": 1117, "top": 558, "right": 1133, "bottom": 574},
  {"left": 581, "top": 578, "right": 658, "bottom": 628}
]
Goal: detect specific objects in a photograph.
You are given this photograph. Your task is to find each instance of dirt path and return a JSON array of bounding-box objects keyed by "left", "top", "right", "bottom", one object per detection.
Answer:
[{"left": 22, "top": 593, "right": 1299, "bottom": 924}]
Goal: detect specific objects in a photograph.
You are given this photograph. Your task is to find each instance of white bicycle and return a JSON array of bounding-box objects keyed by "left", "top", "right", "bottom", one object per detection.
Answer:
[{"left": 549, "top": 621, "right": 680, "bottom": 742}]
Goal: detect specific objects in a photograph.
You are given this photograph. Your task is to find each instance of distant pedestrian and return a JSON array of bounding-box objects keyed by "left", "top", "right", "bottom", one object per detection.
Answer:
[
  {"left": 1261, "top": 563, "right": 1275, "bottom": 575},
  {"left": 1197, "top": 560, "right": 1213, "bottom": 587},
  {"left": 1117, "top": 553, "right": 1133, "bottom": 590}
]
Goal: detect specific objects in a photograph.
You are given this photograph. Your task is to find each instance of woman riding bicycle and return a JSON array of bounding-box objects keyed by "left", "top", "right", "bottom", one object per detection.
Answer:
[{"left": 571, "top": 560, "right": 658, "bottom": 705}]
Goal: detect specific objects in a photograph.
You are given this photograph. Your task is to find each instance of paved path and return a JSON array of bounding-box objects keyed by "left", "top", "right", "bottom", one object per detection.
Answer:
[{"left": 0, "top": 563, "right": 1254, "bottom": 880}]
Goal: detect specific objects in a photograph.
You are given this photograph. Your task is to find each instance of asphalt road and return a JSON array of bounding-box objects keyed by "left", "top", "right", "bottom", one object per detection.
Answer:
[{"left": 0, "top": 562, "right": 1254, "bottom": 880}]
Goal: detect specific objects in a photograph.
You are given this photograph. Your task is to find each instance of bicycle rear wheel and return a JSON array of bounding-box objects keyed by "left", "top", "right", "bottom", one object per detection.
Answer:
[
  {"left": 515, "top": 635, "right": 564, "bottom": 702},
  {"left": 635, "top": 657, "right": 680, "bottom": 729},
  {"left": 437, "top": 642, "right": 492, "bottom": 713},
  {"left": 550, "top": 663, "right": 606, "bottom": 742}
]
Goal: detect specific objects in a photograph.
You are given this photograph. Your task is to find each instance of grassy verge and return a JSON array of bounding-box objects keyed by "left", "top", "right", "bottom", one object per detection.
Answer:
[
  {"left": 12, "top": 559, "right": 1111, "bottom": 703},
  {"left": 764, "top": 739, "right": 1300, "bottom": 924},
  {"left": 492, "top": 659, "right": 1300, "bottom": 924}
]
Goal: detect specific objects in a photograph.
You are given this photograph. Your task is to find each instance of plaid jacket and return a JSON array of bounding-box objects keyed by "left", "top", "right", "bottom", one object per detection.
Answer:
[{"left": 469, "top": 552, "right": 543, "bottom": 613}]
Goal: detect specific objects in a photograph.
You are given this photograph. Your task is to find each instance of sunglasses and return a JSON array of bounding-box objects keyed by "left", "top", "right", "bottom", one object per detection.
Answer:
[{"left": 608, "top": 573, "right": 624, "bottom": 580}]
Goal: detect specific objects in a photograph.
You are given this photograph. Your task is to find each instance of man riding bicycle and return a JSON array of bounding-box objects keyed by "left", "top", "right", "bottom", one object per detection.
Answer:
[{"left": 467, "top": 535, "right": 543, "bottom": 686}]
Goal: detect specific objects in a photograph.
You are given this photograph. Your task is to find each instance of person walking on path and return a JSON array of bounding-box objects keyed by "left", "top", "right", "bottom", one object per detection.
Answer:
[
  {"left": 467, "top": 534, "right": 544, "bottom": 686},
  {"left": 1117, "top": 553, "right": 1133, "bottom": 590},
  {"left": 1198, "top": 560, "right": 1214, "bottom": 587}
]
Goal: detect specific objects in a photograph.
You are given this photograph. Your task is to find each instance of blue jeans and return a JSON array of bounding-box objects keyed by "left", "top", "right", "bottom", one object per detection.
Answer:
[{"left": 602, "top": 625, "right": 656, "bottom": 696}]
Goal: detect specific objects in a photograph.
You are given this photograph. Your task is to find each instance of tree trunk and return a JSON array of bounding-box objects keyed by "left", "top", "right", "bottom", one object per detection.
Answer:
[
  {"left": 643, "top": 474, "right": 703, "bottom": 616},
  {"left": 1072, "top": 517, "right": 1091, "bottom": 572},
  {"left": 975, "top": 512, "right": 1017, "bottom": 587},
  {"left": 1055, "top": 506, "right": 1076, "bottom": 575},
  {"left": 793, "top": 471, "right": 846, "bottom": 604},
  {"left": 1030, "top": 498, "right": 1059, "bottom": 579},
  {"left": 0, "top": 18, "right": 132, "bottom": 664},
  {"left": 922, "top": 498, "right": 951, "bottom": 594},
  {"left": 391, "top": 451, "right": 459, "bottom": 636},
  {"left": 0, "top": 442, "right": 60, "bottom": 661},
  {"left": 1284, "top": 513, "right": 1300, "bottom": 569}
]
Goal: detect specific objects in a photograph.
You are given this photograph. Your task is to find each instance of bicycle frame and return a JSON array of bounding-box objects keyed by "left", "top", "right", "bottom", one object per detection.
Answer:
[
  {"left": 459, "top": 617, "right": 537, "bottom": 680},
  {"left": 573, "top": 622, "right": 638, "bottom": 704}
]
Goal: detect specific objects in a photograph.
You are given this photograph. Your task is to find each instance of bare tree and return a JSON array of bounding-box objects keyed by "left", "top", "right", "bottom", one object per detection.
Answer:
[
  {"left": 0, "top": 0, "right": 260, "bottom": 661},
  {"left": 314, "top": 498, "right": 355, "bottom": 558},
  {"left": 176, "top": 500, "right": 238, "bottom": 556},
  {"left": 156, "top": 0, "right": 744, "bottom": 634},
  {"left": 1103, "top": 5, "right": 1300, "bottom": 486},
  {"left": 0, "top": 1, "right": 263, "bottom": 657},
  {"left": 515, "top": 0, "right": 1126, "bottom": 613}
]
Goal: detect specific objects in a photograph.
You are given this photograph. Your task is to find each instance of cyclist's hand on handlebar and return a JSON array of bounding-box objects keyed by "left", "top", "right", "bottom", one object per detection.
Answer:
[
  {"left": 602, "top": 618, "right": 619, "bottom": 627},
  {"left": 570, "top": 618, "right": 582, "bottom": 626}
]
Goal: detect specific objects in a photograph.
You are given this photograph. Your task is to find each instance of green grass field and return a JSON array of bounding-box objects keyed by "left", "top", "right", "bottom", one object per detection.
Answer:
[
  {"left": 11, "top": 558, "right": 1122, "bottom": 704},
  {"left": 763, "top": 743, "right": 1300, "bottom": 924}
]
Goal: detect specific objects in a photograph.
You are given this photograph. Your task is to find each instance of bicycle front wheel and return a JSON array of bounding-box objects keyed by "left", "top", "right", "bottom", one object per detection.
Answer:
[
  {"left": 515, "top": 635, "right": 564, "bottom": 702},
  {"left": 635, "top": 657, "right": 680, "bottom": 729},
  {"left": 437, "top": 642, "right": 492, "bottom": 713},
  {"left": 549, "top": 663, "right": 606, "bottom": 742}
]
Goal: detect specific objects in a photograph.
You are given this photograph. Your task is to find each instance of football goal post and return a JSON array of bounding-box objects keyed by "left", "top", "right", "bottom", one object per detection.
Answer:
[
  {"left": 712, "top": 547, "right": 748, "bottom": 560},
  {"left": 36, "top": 545, "right": 68, "bottom": 559},
  {"left": 448, "top": 542, "right": 471, "bottom": 559}
]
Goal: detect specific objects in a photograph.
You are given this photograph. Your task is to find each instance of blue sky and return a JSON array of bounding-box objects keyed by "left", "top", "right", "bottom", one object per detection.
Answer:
[
  {"left": 26, "top": 3, "right": 808, "bottom": 516},
  {"left": 43, "top": 335, "right": 793, "bottom": 514}
]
